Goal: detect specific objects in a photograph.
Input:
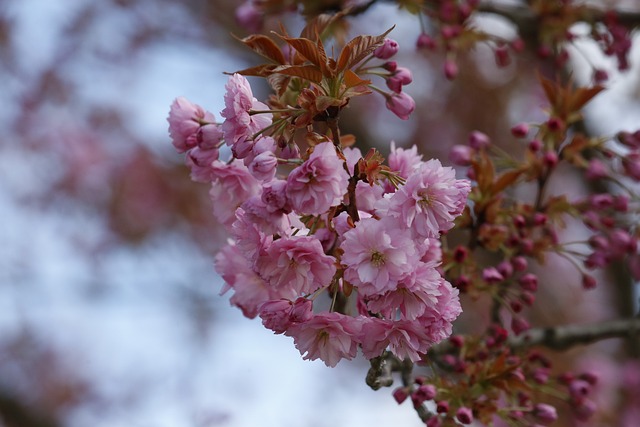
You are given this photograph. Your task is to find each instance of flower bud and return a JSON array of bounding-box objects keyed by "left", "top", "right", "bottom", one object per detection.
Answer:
[
  {"left": 518, "top": 273, "right": 538, "bottom": 292},
  {"left": 374, "top": 38, "right": 399, "bottom": 59},
  {"left": 385, "top": 92, "right": 415, "bottom": 120},
  {"left": 495, "top": 46, "right": 510, "bottom": 67},
  {"left": 436, "top": 400, "right": 449, "bottom": 414},
  {"left": 416, "top": 33, "right": 436, "bottom": 50},
  {"left": 235, "top": 1, "right": 263, "bottom": 33},
  {"left": 533, "top": 403, "right": 558, "bottom": 425},
  {"left": 482, "top": 267, "right": 504, "bottom": 283},
  {"left": 511, "top": 123, "right": 529, "bottom": 138},
  {"left": 511, "top": 256, "right": 528, "bottom": 271},
  {"left": 586, "top": 159, "right": 608, "bottom": 180},
  {"left": 444, "top": 60, "right": 458, "bottom": 80},
  {"left": 511, "top": 316, "right": 530, "bottom": 335},
  {"left": 469, "top": 130, "right": 490, "bottom": 149},
  {"left": 456, "top": 407, "right": 473, "bottom": 425},
  {"left": 449, "top": 145, "right": 473, "bottom": 166},
  {"left": 392, "top": 387, "right": 409, "bottom": 404}
]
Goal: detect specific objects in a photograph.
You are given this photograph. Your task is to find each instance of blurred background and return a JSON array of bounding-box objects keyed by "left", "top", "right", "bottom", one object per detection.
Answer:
[{"left": 1, "top": 0, "right": 639, "bottom": 426}]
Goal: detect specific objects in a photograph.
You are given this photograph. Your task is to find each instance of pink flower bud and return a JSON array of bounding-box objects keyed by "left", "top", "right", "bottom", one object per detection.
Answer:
[
  {"left": 511, "top": 123, "right": 529, "bottom": 138},
  {"left": 449, "top": 145, "right": 473, "bottom": 166},
  {"left": 569, "top": 379, "right": 591, "bottom": 400},
  {"left": 593, "top": 68, "right": 609, "bottom": 83},
  {"left": 511, "top": 256, "right": 528, "bottom": 271},
  {"left": 374, "top": 38, "right": 399, "bottom": 59},
  {"left": 613, "top": 194, "right": 629, "bottom": 212},
  {"left": 385, "top": 92, "right": 415, "bottom": 120},
  {"left": 533, "top": 403, "right": 558, "bottom": 425},
  {"left": 622, "top": 152, "right": 640, "bottom": 180},
  {"left": 573, "top": 398, "right": 596, "bottom": 421},
  {"left": 235, "top": 1, "right": 263, "bottom": 33},
  {"left": 413, "top": 384, "right": 437, "bottom": 403},
  {"left": 392, "top": 387, "right": 409, "bottom": 404},
  {"left": 469, "top": 130, "right": 490, "bottom": 149},
  {"left": 436, "top": 400, "right": 449, "bottom": 414},
  {"left": 444, "top": 60, "right": 458, "bottom": 80},
  {"left": 533, "top": 213, "right": 547, "bottom": 226},
  {"left": 456, "top": 407, "right": 473, "bottom": 425},
  {"left": 426, "top": 417, "right": 442, "bottom": 427},
  {"left": 249, "top": 151, "right": 277, "bottom": 181},
  {"left": 533, "top": 367, "right": 550, "bottom": 384},
  {"left": 586, "top": 159, "right": 608, "bottom": 180},
  {"left": 510, "top": 300, "right": 523, "bottom": 313},
  {"left": 528, "top": 139, "right": 542, "bottom": 152},
  {"left": 511, "top": 38, "right": 525, "bottom": 52},
  {"left": 518, "top": 273, "right": 538, "bottom": 292},
  {"left": 495, "top": 46, "right": 510, "bottom": 67},
  {"left": 580, "top": 371, "right": 599, "bottom": 385},
  {"left": 441, "top": 25, "right": 461, "bottom": 39},
  {"left": 386, "top": 67, "right": 413, "bottom": 93},
  {"left": 543, "top": 150, "right": 558, "bottom": 168},
  {"left": 511, "top": 316, "right": 530, "bottom": 335},
  {"left": 453, "top": 246, "right": 469, "bottom": 263},
  {"left": 497, "top": 260, "right": 514, "bottom": 278},
  {"left": 609, "top": 229, "right": 637, "bottom": 254},
  {"left": 482, "top": 267, "right": 504, "bottom": 283},
  {"left": 547, "top": 117, "right": 565, "bottom": 132},
  {"left": 521, "top": 291, "right": 535, "bottom": 306},
  {"left": 382, "top": 61, "right": 397, "bottom": 72},
  {"left": 449, "top": 335, "right": 464, "bottom": 348},
  {"left": 416, "top": 33, "right": 436, "bottom": 50}
]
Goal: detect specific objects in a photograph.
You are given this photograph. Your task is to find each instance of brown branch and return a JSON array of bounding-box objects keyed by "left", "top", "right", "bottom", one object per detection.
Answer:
[
  {"left": 0, "top": 386, "right": 63, "bottom": 427},
  {"left": 511, "top": 317, "right": 640, "bottom": 351},
  {"left": 477, "top": 1, "right": 640, "bottom": 31}
]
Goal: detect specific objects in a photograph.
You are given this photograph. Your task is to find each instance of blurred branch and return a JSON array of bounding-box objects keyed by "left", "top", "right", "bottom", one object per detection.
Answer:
[
  {"left": 477, "top": 1, "right": 640, "bottom": 30},
  {"left": 511, "top": 317, "right": 640, "bottom": 351},
  {"left": 0, "top": 387, "right": 63, "bottom": 427}
]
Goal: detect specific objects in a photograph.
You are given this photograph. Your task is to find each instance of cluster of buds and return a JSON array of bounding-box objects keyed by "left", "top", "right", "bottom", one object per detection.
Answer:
[{"left": 168, "top": 68, "right": 470, "bottom": 367}]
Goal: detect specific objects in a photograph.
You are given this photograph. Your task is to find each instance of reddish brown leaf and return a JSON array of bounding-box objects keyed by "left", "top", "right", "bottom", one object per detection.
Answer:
[
  {"left": 491, "top": 169, "right": 523, "bottom": 195},
  {"left": 539, "top": 74, "right": 558, "bottom": 109},
  {"left": 343, "top": 69, "right": 371, "bottom": 89},
  {"left": 272, "top": 64, "right": 323, "bottom": 83},
  {"left": 569, "top": 85, "right": 605, "bottom": 112},
  {"left": 299, "top": 12, "right": 343, "bottom": 41},
  {"left": 231, "top": 63, "right": 278, "bottom": 77},
  {"left": 277, "top": 35, "right": 329, "bottom": 75},
  {"left": 266, "top": 74, "right": 292, "bottom": 96},
  {"left": 237, "top": 34, "right": 286, "bottom": 64},
  {"left": 336, "top": 26, "right": 394, "bottom": 72}
]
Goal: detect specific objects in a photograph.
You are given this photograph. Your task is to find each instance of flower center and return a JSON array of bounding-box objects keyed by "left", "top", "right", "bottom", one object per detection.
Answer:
[
  {"left": 417, "top": 188, "right": 432, "bottom": 208},
  {"left": 370, "top": 251, "right": 386, "bottom": 267}
]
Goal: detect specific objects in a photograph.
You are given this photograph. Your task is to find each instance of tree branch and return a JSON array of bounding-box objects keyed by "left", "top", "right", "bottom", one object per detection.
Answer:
[
  {"left": 477, "top": 1, "right": 640, "bottom": 31},
  {"left": 511, "top": 317, "right": 640, "bottom": 350}
]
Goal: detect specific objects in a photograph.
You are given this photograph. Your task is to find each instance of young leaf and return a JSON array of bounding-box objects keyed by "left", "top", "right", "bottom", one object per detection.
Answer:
[
  {"left": 272, "top": 64, "right": 323, "bottom": 83},
  {"left": 276, "top": 35, "right": 329, "bottom": 75},
  {"left": 343, "top": 69, "right": 371, "bottom": 89},
  {"left": 230, "top": 64, "right": 279, "bottom": 77},
  {"left": 237, "top": 34, "right": 286, "bottom": 64},
  {"left": 336, "top": 26, "right": 394, "bottom": 72}
]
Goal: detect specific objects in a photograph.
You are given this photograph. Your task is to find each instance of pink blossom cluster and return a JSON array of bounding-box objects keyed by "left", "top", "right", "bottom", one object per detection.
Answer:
[{"left": 168, "top": 73, "right": 471, "bottom": 367}]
